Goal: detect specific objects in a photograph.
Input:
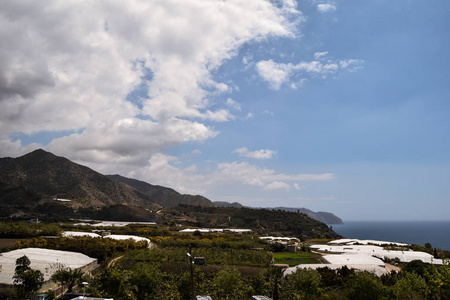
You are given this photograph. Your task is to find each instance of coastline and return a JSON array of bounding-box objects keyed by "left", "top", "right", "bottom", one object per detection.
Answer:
[{"left": 332, "top": 220, "right": 450, "bottom": 251}]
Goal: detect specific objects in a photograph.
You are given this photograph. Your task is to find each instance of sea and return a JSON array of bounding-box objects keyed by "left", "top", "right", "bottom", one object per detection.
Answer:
[{"left": 332, "top": 221, "right": 450, "bottom": 251}]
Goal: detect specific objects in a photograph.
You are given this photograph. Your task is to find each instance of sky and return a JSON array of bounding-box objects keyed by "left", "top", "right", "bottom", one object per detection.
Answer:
[{"left": 1, "top": 0, "right": 449, "bottom": 221}]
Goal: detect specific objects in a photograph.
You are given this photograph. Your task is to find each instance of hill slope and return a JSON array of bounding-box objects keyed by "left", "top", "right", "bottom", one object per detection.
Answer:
[
  {"left": 271, "top": 207, "right": 344, "bottom": 224},
  {"left": 106, "top": 174, "right": 213, "bottom": 207},
  {"left": 162, "top": 205, "right": 341, "bottom": 240},
  {"left": 0, "top": 149, "right": 158, "bottom": 209}
]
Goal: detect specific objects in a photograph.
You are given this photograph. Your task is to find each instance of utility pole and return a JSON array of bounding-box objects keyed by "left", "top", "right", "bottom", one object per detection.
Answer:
[{"left": 187, "top": 245, "right": 195, "bottom": 300}]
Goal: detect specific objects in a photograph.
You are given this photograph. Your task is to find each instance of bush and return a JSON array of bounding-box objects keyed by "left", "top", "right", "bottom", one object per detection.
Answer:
[{"left": 271, "top": 242, "right": 286, "bottom": 252}]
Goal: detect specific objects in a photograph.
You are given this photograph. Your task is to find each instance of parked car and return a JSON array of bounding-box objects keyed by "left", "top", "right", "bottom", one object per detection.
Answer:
[{"left": 32, "top": 294, "right": 52, "bottom": 300}]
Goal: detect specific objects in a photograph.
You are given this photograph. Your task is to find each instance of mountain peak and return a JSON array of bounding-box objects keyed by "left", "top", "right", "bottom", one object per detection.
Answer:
[{"left": 17, "top": 148, "right": 62, "bottom": 165}]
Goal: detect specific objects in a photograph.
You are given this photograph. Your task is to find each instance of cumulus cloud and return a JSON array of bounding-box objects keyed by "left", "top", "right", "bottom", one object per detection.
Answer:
[
  {"left": 233, "top": 147, "right": 277, "bottom": 159},
  {"left": 0, "top": 0, "right": 297, "bottom": 161},
  {"left": 256, "top": 54, "right": 363, "bottom": 90},
  {"left": 0, "top": 0, "right": 336, "bottom": 205},
  {"left": 255, "top": 60, "right": 292, "bottom": 90},
  {"left": 46, "top": 117, "right": 217, "bottom": 167}
]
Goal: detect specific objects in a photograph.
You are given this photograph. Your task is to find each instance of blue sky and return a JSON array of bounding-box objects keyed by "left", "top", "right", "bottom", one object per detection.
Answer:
[{"left": 1, "top": 0, "right": 449, "bottom": 221}]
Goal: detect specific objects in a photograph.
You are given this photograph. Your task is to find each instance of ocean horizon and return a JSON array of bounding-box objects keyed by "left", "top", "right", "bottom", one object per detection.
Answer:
[{"left": 332, "top": 220, "right": 450, "bottom": 251}]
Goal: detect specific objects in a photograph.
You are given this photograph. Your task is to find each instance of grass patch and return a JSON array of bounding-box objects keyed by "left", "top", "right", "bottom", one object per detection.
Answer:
[{"left": 273, "top": 251, "right": 322, "bottom": 266}]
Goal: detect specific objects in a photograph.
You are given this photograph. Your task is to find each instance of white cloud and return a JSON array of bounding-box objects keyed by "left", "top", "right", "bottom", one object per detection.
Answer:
[
  {"left": 115, "top": 154, "right": 334, "bottom": 197},
  {"left": 0, "top": 0, "right": 298, "bottom": 162},
  {"left": 317, "top": 4, "right": 336, "bottom": 13},
  {"left": 213, "top": 161, "right": 334, "bottom": 188},
  {"left": 226, "top": 98, "right": 242, "bottom": 111},
  {"left": 233, "top": 147, "right": 277, "bottom": 159},
  {"left": 256, "top": 55, "right": 363, "bottom": 90},
  {"left": 340, "top": 59, "right": 365, "bottom": 71},
  {"left": 46, "top": 117, "right": 217, "bottom": 167},
  {"left": 255, "top": 59, "right": 292, "bottom": 90},
  {"left": 265, "top": 181, "right": 291, "bottom": 191},
  {"left": 0, "top": 1, "right": 337, "bottom": 207},
  {"left": 314, "top": 51, "right": 328, "bottom": 60}
]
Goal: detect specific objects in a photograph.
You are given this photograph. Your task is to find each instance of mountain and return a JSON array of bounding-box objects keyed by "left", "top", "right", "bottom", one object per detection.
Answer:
[
  {"left": 0, "top": 149, "right": 160, "bottom": 210},
  {"left": 0, "top": 150, "right": 343, "bottom": 227},
  {"left": 271, "top": 207, "right": 344, "bottom": 224},
  {"left": 106, "top": 174, "right": 214, "bottom": 208}
]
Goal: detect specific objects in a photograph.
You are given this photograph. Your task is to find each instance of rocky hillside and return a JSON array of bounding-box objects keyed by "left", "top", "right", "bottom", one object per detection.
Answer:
[
  {"left": 0, "top": 149, "right": 159, "bottom": 209},
  {"left": 271, "top": 207, "right": 344, "bottom": 224},
  {"left": 106, "top": 174, "right": 213, "bottom": 207}
]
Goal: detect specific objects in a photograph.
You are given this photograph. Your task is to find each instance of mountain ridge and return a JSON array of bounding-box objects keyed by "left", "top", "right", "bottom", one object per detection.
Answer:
[
  {"left": 106, "top": 174, "right": 213, "bottom": 208},
  {"left": 0, "top": 149, "right": 343, "bottom": 225},
  {"left": 270, "top": 207, "right": 343, "bottom": 224},
  {"left": 0, "top": 149, "right": 158, "bottom": 209}
]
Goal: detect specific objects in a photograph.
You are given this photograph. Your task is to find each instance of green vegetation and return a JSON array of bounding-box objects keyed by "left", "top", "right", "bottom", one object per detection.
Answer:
[
  {"left": 273, "top": 251, "right": 322, "bottom": 266},
  {"left": 50, "top": 265, "right": 83, "bottom": 292},
  {"left": 16, "top": 236, "right": 148, "bottom": 263},
  {"left": 162, "top": 205, "right": 341, "bottom": 239},
  {"left": 2, "top": 220, "right": 450, "bottom": 299},
  {"left": 0, "top": 221, "right": 62, "bottom": 238},
  {"left": 85, "top": 259, "right": 450, "bottom": 300},
  {"left": 13, "top": 255, "right": 44, "bottom": 298}
]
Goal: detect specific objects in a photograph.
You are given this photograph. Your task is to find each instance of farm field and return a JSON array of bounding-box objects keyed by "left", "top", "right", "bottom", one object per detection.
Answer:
[
  {"left": 0, "top": 238, "right": 28, "bottom": 251},
  {"left": 273, "top": 251, "right": 322, "bottom": 266}
]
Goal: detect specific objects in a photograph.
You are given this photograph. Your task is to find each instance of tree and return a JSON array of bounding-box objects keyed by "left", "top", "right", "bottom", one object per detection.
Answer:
[
  {"left": 267, "top": 266, "right": 285, "bottom": 300},
  {"left": 13, "top": 255, "right": 44, "bottom": 298},
  {"left": 424, "top": 259, "right": 450, "bottom": 299},
  {"left": 347, "top": 272, "right": 385, "bottom": 300},
  {"left": 286, "top": 268, "right": 322, "bottom": 299},
  {"left": 129, "top": 264, "right": 161, "bottom": 300},
  {"left": 213, "top": 268, "right": 244, "bottom": 299},
  {"left": 89, "top": 266, "right": 132, "bottom": 300},
  {"left": 391, "top": 271, "right": 426, "bottom": 300},
  {"left": 403, "top": 260, "right": 430, "bottom": 277},
  {"left": 51, "top": 265, "right": 83, "bottom": 292}
]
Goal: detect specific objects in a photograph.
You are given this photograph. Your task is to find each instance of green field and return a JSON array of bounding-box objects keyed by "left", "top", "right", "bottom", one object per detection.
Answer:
[{"left": 273, "top": 251, "right": 322, "bottom": 266}]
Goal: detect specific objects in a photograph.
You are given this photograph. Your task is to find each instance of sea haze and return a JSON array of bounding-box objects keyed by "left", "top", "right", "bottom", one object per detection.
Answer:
[{"left": 332, "top": 221, "right": 450, "bottom": 251}]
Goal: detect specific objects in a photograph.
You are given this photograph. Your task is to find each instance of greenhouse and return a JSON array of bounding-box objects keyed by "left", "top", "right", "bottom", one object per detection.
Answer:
[{"left": 0, "top": 248, "right": 97, "bottom": 292}]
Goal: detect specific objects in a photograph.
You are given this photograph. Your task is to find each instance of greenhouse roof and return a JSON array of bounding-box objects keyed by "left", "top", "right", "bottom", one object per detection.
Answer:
[{"left": 0, "top": 248, "right": 97, "bottom": 285}]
